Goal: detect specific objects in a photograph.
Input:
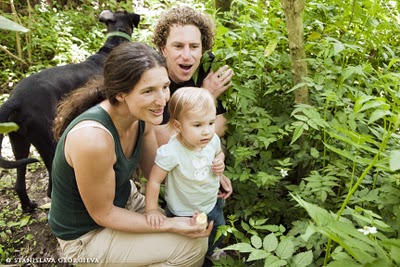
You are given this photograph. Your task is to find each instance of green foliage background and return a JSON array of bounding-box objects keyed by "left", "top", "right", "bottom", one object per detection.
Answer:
[{"left": 1, "top": 0, "right": 400, "bottom": 266}]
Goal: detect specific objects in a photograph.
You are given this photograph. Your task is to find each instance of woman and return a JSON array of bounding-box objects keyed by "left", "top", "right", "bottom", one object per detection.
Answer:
[{"left": 49, "top": 42, "right": 211, "bottom": 266}]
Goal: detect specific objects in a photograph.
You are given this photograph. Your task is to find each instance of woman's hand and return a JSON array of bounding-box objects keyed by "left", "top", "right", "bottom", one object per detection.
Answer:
[
  {"left": 202, "top": 65, "right": 233, "bottom": 98},
  {"left": 166, "top": 213, "right": 214, "bottom": 238}
]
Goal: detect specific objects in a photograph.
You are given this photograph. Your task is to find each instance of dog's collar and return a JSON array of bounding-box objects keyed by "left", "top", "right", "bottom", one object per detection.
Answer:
[{"left": 106, "top": 31, "right": 132, "bottom": 41}]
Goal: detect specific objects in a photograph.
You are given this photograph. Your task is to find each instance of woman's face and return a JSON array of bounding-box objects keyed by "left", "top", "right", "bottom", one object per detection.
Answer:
[
  {"left": 122, "top": 66, "right": 170, "bottom": 125},
  {"left": 161, "top": 25, "right": 203, "bottom": 84}
]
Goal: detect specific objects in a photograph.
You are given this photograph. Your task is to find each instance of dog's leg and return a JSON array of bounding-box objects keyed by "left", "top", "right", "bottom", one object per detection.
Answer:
[
  {"left": 34, "top": 137, "right": 56, "bottom": 199},
  {"left": 9, "top": 131, "right": 37, "bottom": 212}
]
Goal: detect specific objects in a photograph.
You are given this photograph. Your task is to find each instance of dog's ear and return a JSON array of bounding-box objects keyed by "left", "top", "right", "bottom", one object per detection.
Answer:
[
  {"left": 99, "top": 10, "right": 116, "bottom": 23},
  {"left": 130, "top": 13, "right": 140, "bottom": 28}
]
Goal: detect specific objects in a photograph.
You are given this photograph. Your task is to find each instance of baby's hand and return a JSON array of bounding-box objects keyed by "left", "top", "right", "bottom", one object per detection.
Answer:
[
  {"left": 212, "top": 158, "right": 225, "bottom": 176},
  {"left": 146, "top": 209, "right": 165, "bottom": 228}
]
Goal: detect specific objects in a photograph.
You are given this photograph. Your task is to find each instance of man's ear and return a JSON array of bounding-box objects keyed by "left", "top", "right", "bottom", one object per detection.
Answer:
[{"left": 161, "top": 46, "right": 167, "bottom": 57}]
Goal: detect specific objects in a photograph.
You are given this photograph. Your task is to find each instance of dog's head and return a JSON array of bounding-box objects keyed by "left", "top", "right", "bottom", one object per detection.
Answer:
[{"left": 99, "top": 10, "right": 140, "bottom": 37}]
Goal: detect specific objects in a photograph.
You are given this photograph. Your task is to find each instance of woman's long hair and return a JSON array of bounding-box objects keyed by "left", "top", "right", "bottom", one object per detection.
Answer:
[{"left": 53, "top": 42, "right": 166, "bottom": 140}]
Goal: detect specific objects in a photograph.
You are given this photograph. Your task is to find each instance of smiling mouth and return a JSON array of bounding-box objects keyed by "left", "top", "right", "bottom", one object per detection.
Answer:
[{"left": 150, "top": 109, "right": 164, "bottom": 116}]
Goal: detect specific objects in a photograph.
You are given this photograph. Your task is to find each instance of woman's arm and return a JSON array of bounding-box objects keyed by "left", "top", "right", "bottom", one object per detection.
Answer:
[
  {"left": 139, "top": 123, "right": 159, "bottom": 178},
  {"left": 66, "top": 124, "right": 211, "bottom": 237}
]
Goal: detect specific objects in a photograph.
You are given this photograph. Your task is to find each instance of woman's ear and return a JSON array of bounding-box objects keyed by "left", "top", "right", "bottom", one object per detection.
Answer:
[{"left": 116, "top": 93, "right": 125, "bottom": 102}]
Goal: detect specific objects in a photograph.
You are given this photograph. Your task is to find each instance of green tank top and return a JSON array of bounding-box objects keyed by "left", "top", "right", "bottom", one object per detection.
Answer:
[{"left": 48, "top": 105, "right": 145, "bottom": 240}]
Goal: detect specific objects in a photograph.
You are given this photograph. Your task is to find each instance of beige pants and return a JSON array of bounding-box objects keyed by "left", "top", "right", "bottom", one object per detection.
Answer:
[{"left": 57, "top": 181, "right": 207, "bottom": 267}]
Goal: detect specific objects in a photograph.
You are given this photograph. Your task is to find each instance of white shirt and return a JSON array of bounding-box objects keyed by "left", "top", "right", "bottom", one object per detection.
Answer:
[{"left": 155, "top": 134, "right": 221, "bottom": 216}]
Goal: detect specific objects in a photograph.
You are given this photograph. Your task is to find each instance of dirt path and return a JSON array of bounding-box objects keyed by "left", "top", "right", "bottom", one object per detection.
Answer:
[{"left": 0, "top": 165, "right": 69, "bottom": 266}]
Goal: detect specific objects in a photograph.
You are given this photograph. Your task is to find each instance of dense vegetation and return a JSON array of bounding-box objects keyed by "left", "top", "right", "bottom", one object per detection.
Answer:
[{"left": 1, "top": 0, "right": 400, "bottom": 266}]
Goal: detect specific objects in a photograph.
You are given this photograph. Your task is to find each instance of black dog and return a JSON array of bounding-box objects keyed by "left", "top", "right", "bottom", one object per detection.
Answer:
[{"left": 0, "top": 10, "right": 140, "bottom": 212}]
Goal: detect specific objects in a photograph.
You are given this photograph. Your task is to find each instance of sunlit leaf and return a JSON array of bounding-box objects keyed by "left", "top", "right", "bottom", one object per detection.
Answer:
[
  {"left": 275, "top": 238, "right": 294, "bottom": 259},
  {"left": 264, "top": 38, "right": 278, "bottom": 57},
  {"left": 263, "top": 255, "right": 286, "bottom": 267},
  {"left": 248, "top": 249, "right": 270, "bottom": 261},
  {"left": 251, "top": 235, "right": 262, "bottom": 249},
  {"left": 263, "top": 233, "right": 278, "bottom": 252},
  {"left": 0, "top": 15, "right": 29, "bottom": 32},
  {"left": 0, "top": 122, "right": 19, "bottom": 134},
  {"left": 19, "top": 215, "right": 31, "bottom": 227},
  {"left": 389, "top": 150, "right": 400, "bottom": 171},
  {"left": 224, "top": 243, "right": 254, "bottom": 253},
  {"left": 291, "top": 251, "right": 313, "bottom": 267}
]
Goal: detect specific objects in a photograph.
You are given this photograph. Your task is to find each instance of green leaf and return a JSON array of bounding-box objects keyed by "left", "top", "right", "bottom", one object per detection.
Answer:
[
  {"left": 387, "top": 57, "right": 400, "bottom": 70},
  {"left": 39, "top": 202, "right": 51, "bottom": 210},
  {"left": 248, "top": 249, "right": 270, "bottom": 261},
  {"left": 224, "top": 243, "right": 255, "bottom": 253},
  {"left": 275, "top": 238, "right": 294, "bottom": 259},
  {"left": 323, "top": 143, "right": 357, "bottom": 162},
  {"left": 326, "top": 259, "right": 363, "bottom": 267},
  {"left": 290, "top": 251, "right": 313, "bottom": 267},
  {"left": 389, "top": 150, "right": 400, "bottom": 171},
  {"left": 25, "top": 233, "right": 34, "bottom": 241},
  {"left": 0, "top": 122, "right": 19, "bottom": 134},
  {"left": 310, "top": 147, "right": 320, "bottom": 158},
  {"left": 341, "top": 65, "right": 366, "bottom": 81},
  {"left": 333, "top": 42, "right": 345, "bottom": 56},
  {"left": 241, "top": 221, "right": 250, "bottom": 232},
  {"left": 264, "top": 38, "right": 278, "bottom": 57},
  {"left": 263, "top": 255, "right": 286, "bottom": 267},
  {"left": 0, "top": 15, "right": 29, "bottom": 32},
  {"left": 251, "top": 235, "right": 263, "bottom": 249},
  {"left": 290, "top": 124, "right": 305, "bottom": 145},
  {"left": 368, "top": 109, "right": 391, "bottom": 124},
  {"left": 300, "top": 224, "right": 317, "bottom": 242},
  {"left": 293, "top": 115, "right": 308, "bottom": 122},
  {"left": 19, "top": 215, "right": 31, "bottom": 227},
  {"left": 263, "top": 233, "right": 278, "bottom": 252}
]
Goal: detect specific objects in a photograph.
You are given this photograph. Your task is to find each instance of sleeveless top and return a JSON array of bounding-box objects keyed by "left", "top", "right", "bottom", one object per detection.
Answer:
[{"left": 48, "top": 104, "right": 145, "bottom": 240}]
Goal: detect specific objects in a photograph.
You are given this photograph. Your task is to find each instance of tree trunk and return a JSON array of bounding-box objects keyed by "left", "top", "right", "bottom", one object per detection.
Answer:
[
  {"left": 214, "top": 0, "right": 231, "bottom": 13},
  {"left": 281, "top": 0, "right": 310, "bottom": 105}
]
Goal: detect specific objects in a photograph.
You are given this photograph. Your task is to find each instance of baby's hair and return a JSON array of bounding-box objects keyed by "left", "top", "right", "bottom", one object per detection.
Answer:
[{"left": 167, "top": 87, "right": 216, "bottom": 128}]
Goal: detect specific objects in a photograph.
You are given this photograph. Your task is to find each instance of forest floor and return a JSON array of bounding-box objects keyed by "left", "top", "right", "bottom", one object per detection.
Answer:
[{"left": 0, "top": 137, "right": 69, "bottom": 267}]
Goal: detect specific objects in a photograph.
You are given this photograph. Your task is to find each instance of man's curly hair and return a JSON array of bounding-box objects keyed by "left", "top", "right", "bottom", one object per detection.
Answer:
[{"left": 152, "top": 6, "right": 215, "bottom": 52}]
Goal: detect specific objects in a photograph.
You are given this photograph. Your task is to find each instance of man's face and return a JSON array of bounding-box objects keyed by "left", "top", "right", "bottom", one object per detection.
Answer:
[{"left": 162, "top": 25, "right": 203, "bottom": 84}]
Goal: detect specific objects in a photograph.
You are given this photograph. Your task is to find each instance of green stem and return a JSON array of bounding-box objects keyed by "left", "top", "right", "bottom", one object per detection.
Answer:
[{"left": 323, "top": 116, "right": 398, "bottom": 265}]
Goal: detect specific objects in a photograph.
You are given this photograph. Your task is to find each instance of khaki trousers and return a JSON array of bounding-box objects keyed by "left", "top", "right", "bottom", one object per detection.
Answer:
[{"left": 57, "top": 181, "right": 207, "bottom": 267}]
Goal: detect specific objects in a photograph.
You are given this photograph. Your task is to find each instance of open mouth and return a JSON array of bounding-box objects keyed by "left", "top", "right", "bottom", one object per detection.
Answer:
[{"left": 179, "top": 64, "right": 192, "bottom": 71}]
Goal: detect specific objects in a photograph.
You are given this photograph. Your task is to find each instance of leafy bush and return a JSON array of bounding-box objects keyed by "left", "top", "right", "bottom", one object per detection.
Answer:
[{"left": 204, "top": 0, "right": 400, "bottom": 266}]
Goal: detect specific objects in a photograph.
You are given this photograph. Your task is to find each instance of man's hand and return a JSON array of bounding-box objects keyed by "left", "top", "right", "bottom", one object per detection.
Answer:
[
  {"left": 218, "top": 174, "right": 233, "bottom": 199},
  {"left": 202, "top": 65, "right": 234, "bottom": 98}
]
